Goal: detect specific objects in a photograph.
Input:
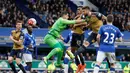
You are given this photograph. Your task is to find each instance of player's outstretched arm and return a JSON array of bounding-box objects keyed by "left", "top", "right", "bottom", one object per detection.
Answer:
[
  {"left": 62, "top": 19, "right": 85, "bottom": 25},
  {"left": 73, "top": 22, "right": 87, "bottom": 28}
]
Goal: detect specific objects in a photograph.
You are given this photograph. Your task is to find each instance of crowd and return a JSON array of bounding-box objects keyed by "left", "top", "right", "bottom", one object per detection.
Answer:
[
  {"left": 27, "top": 0, "right": 75, "bottom": 27},
  {"left": 89, "top": 0, "right": 130, "bottom": 31},
  {"left": 1, "top": 0, "right": 130, "bottom": 31},
  {"left": 0, "top": 0, "right": 27, "bottom": 27}
]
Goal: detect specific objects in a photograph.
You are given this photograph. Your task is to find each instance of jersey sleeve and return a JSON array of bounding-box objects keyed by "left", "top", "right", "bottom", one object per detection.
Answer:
[
  {"left": 20, "top": 31, "right": 24, "bottom": 40},
  {"left": 92, "top": 12, "right": 103, "bottom": 20},
  {"left": 62, "top": 18, "right": 76, "bottom": 25},
  {"left": 33, "top": 35, "right": 36, "bottom": 47},
  {"left": 10, "top": 30, "right": 14, "bottom": 36},
  {"left": 98, "top": 26, "right": 103, "bottom": 35},
  {"left": 117, "top": 28, "right": 122, "bottom": 38}
]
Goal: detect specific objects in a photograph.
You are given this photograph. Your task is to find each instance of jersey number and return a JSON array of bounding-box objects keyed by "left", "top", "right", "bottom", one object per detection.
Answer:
[{"left": 103, "top": 32, "right": 115, "bottom": 44}]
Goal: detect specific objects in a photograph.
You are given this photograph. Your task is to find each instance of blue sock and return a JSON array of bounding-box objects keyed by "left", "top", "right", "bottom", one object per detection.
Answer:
[
  {"left": 63, "top": 57, "right": 69, "bottom": 73},
  {"left": 25, "top": 65, "right": 30, "bottom": 71},
  {"left": 110, "top": 67, "right": 115, "bottom": 71}
]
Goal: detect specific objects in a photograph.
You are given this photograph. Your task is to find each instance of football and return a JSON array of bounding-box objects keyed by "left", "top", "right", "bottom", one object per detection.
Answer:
[{"left": 27, "top": 18, "right": 37, "bottom": 26}]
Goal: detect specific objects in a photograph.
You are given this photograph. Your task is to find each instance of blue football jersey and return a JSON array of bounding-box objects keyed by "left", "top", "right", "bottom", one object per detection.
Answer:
[
  {"left": 98, "top": 24, "right": 122, "bottom": 52},
  {"left": 23, "top": 33, "right": 36, "bottom": 54}
]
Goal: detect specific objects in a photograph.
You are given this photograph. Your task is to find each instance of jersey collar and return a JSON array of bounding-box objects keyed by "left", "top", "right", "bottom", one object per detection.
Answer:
[{"left": 107, "top": 23, "right": 112, "bottom": 25}]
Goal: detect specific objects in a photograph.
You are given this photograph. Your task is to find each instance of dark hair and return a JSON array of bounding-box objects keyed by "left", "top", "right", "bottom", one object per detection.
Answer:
[
  {"left": 107, "top": 14, "right": 114, "bottom": 23},
  {"left": 78, "top": 6, "right": 83, "bottom": 9},
  {"left": 82, "top": 6, "right": 90, "bottom": 10},
  {"left": 60, "top": 11, "right": 68, "bottom": 17},
  {"left": 16, "top": 20, "right": 23, "bottom": 24}
]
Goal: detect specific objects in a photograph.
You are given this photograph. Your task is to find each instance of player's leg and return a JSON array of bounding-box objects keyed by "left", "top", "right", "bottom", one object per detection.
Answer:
[
  {"left": 55, "top": 42, "right": 66, "bottom": 68},
  {"left": 23, "top": 53, "right": 32, "bottom": 72},
  {"left": 16, "top": 50, "right": 26, "bottom": 73},
  {"left": 93, "top": 51, "right": 106, "bottom": 73},
  {"left": 63, "top": 47, "right": 71, "bottom": 73},
  {"left": 69, "top": 33, "right": 82, "bottom": 73},
  {"left": 43, "top": 35, "right": 60, "bottom": 64},
  {"left": 75, "top": 46, "right": 85, "bottom": 73},
  {"left": 43, "top": 35, "right": 65, "bottom": 67},
  {"left": 78, "top": 33, "right": 86, "bottom": 72},
  {"left": 107, "top": 52, "right": 116, "bottom": 73},
  {"left": 8, "top": 49, "right": 17, "bottom": 73}
]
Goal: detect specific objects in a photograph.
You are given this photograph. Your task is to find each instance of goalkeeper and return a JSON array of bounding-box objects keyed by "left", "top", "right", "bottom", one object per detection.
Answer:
[{"left": 43, "top": 11, "right": 86, "bottom": 68}]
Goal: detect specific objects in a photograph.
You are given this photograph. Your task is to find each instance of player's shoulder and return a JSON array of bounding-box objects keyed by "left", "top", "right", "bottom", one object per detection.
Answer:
[
  {"left": 91, "top": 12, "right": 101, "bottom": 16},
  {"left": 11, "top": 30, "right": 16, "bottom": 33},
  {"left": 58, "top": 17, "right": 63, "bottom": 20},
  {"left": 111, "top": 25, "right": 119, "bottom": 30}
]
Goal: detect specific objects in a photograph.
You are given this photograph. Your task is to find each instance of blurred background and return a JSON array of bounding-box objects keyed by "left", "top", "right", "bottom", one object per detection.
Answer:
[{"left": 0, "top": 0, "right": 130, "bottom": 73}]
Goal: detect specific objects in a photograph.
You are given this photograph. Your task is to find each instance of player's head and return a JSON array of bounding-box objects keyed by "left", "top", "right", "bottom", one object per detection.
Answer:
[
  {"left": 61, "top": 11, "right": 69, "bottom": 19},
  {"left": 77, "top": 6, "right": 82, "bottom": 14},
  {"left": 82, "top": 6, "right": 90, "bottom": 16},
  {"left": 107, "top": 14, "right": 114, "bottom": 24},
  {"left": 26, "top": 25, "right": 33, "bottom": 34},
  {"left": 16, "top": 20, "right": 22, "bottom": 30}
]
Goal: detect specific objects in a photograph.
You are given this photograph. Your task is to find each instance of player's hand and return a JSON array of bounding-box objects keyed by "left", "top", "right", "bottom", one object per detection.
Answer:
[
  {"left": 28, "top": 44, "right": 33, "bottom": 49},
  {"left": 28, "top": 44, "right": 34, "bottom": 52},
  {"left": 73, "top": 25, "right": 76, "bottom": 29},
  {"left": 60, "top": 35, "right": 64, "bottom": 41},
  {"left": 86, "top": 24, "right": 90, "bottom": 27}
]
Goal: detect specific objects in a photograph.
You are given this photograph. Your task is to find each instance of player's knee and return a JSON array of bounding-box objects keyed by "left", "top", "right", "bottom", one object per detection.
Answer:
[
  {"left": 15, "top": 58, "right": 21, "bottom": 64},
  {"left": 8, "top": 57, "right": 13, "bottom": 63},
  {"left": 83, "top": 41, "right": 90, "bottom": 47},
  {"left": 55, "top": 48, "right": 62, "bottom": 52},
  {"left": 95, "top": 61, "right": 102, "bottom": 66}
]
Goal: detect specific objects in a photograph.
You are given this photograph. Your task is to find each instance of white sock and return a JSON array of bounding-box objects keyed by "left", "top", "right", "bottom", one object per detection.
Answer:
[
  {"left": 64, "top": 64, "right": 69, "bottom": 73},
  {"left": 110, "top": 71, "right": 115, "bottom": 73},
  {"left": 18, "top": 70, "right": 23, "bottom": 73},
  {"left": 93, "top": 66, "right": 100, "bottom": 73}
]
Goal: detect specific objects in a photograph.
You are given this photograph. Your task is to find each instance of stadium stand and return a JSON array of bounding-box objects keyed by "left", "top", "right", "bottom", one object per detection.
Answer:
[
  {"left": 0, "top": 0, "right": 27, "bottom": 27},
  {"left": 27, "top": 0, "right": 75, "bottom": 27},
  {"left": 89, "top": 0, "right": 130, "bottom": 31}
]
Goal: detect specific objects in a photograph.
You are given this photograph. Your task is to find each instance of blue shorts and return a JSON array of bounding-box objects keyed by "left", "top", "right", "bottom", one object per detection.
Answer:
[{"left": 10, "top": 49, "right": 24, "bottom": 59}]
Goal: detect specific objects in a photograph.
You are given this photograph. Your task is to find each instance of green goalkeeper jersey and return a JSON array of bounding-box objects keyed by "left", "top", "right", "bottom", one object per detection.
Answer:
[{"left": 48, "top": 17, "right": 76, "bottom": 38}]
